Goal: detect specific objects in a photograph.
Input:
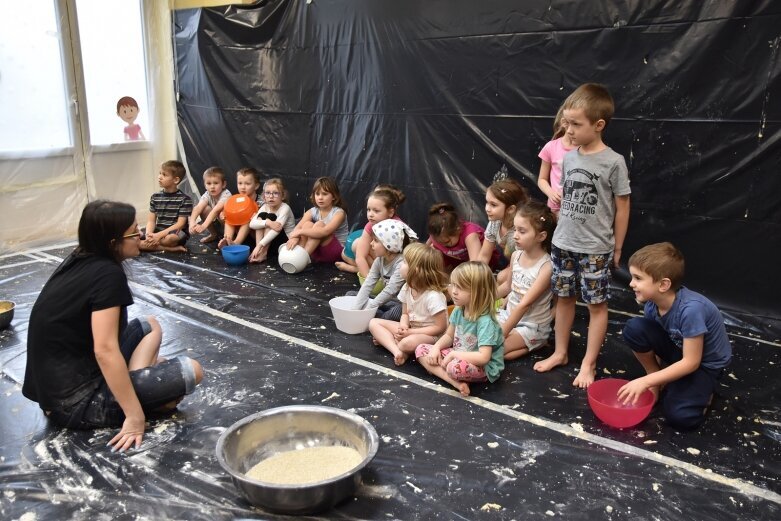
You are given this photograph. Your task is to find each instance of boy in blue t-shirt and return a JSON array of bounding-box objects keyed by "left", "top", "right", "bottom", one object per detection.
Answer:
[{"left": 618, "top": 242, "right": 732, "bottom": 430}]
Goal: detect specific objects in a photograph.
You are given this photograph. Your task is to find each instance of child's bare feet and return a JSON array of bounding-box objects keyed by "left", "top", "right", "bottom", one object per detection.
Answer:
[
  {"left": 572, "top": 362, "right": 596, "bottom": 388},
  {"left": 200, "top": 234, "right": 218, "bottom": 244},
  {"left": 335, "top": 261, "right": 359, "bottom": 273},
  {"left": 392, "top": 351, "right": 408, "bottom": 366},
  {"left": 371, "top": 337, "right": 380, "bottom": 346},
  {"left": 218, "top": 237, "right": 229, "bottom": 249},
  {"left": 455, "top": 382, "right": 470, "bottom": 396},
  {"left": 533, "top": 353, "right": 568, "bottom": 373}
]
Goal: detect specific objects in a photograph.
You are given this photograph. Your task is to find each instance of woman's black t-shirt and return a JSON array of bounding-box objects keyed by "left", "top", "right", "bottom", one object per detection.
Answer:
[{"left": 22, "top": 252, "right": 133, "bottom": 411}]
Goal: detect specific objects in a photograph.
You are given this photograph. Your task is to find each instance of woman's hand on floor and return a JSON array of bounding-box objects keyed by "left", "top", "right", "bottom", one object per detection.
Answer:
[{"left": 108, "top": 414, "right": 145, "bottom": 453}]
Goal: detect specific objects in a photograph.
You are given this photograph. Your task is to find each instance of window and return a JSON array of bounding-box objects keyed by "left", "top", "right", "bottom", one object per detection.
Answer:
[
  {"left": 0, "top": 1, "right": 72, "bottom": 152},
  {"left": 76, "top": 0, "right": 149, "bottom": 145}
]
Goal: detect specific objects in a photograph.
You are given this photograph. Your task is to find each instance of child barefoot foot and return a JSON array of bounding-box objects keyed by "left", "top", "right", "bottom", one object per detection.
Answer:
[
  {"left": 371, "top": 337, "right": 380, "bottom": 346},
  {"left": 572, "top": 362, "right": 596, "bottom": 388},
  {"left": 456, "top": 382, "right": 470, "bottom": 397},
  {"left": 217, "top": 237, "right": 229, "bottom": 249},
  {"left": 393, "top": 351, "right": 408, "bottom": 366},
  {"left": 200, "top": 234, "right": 218, "bottom": 244},
  {"left": 533, "top": 353, "right": 568, "bottom": 373},
  {"left": 335, "top": 261, "right": 359, "bottom": 273}
]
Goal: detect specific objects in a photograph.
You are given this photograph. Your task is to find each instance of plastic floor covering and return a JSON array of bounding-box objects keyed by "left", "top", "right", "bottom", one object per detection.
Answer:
[{"left": 1, "top": 241, "right": 779, "bottom": 520}]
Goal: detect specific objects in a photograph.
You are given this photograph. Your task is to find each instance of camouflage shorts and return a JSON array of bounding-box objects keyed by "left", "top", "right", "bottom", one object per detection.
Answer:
[{"left": 550, "top": 247, "right": 612, "bottom": 304}]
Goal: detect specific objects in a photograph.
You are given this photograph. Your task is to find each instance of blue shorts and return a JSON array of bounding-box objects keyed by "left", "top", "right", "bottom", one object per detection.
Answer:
[
  {"left": 49, "top": 318, "right": 198, "bottom": 429},
  {"left": 343, "top": 229, "right": 363, "bottom": 260},
  {"left": 550, "top": 246, "right": 612, "bottom": 304}
]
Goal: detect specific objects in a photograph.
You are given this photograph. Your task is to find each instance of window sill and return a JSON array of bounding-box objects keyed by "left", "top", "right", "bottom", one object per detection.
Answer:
[
  {"left": 91, "top": 140, "right": 152, "bottom": 153},
  {"left": 0, "top": 140, "right": 152, "bottom": 160}
]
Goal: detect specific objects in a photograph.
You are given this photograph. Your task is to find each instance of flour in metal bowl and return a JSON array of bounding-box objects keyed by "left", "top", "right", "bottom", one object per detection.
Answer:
[{"left": 245, "top": 446, "right": 364, "bottom": 485}]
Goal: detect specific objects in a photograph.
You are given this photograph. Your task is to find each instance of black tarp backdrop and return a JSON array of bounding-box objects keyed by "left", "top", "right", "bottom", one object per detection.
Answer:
[{"left": 174, "top": 0, "right": 781, "bottom": 324}]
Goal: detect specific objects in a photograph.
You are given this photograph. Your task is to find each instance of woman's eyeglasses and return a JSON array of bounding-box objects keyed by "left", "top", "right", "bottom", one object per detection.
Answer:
[{"left": 123, "top": 226, "right": 141, "bottom": 239}]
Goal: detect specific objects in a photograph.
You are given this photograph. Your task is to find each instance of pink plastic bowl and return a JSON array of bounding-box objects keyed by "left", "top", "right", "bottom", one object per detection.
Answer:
[{"left": 587, "top": 378, "right": 654, "bottom": 429}]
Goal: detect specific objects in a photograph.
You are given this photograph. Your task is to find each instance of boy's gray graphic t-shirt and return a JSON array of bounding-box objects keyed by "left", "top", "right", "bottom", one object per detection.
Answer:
[{"left": 552, "top": 147, "right": 631, "bottom": 254}]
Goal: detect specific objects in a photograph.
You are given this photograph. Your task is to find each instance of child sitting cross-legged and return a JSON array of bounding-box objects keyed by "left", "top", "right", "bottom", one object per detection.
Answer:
[
  {"left": 415, "top": 261, "right": 505, "bottom": 397},
  {"left": 368, "top": 243, "right": 448, "bottom": 366},
  {"left": 140, "top": 160, "right": 193, "bottom": 253},
  {"left": 189, "top": 166, "right": 231, "bottom": 244},
  {"left": 617, "top": 242, "right": 732, "bottom": 430}
]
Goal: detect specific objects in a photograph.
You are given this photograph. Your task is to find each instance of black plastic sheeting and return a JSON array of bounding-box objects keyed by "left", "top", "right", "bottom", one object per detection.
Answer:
[
  {"left": 2, "top": 244, "right": 780, "bottom": 519},
  {"left": 173, "top": 1, "right": 781, "bottom": 324}
]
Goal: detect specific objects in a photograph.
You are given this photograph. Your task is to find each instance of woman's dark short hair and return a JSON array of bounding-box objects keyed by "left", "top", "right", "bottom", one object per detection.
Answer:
[{"left": 77, "top": 200, "right": 136, "bottom": 263}]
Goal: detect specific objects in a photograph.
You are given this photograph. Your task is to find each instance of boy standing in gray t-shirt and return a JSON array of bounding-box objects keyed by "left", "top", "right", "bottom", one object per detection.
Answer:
[{"left": 533, "top": 83, "right": 631, "bottom": 388}]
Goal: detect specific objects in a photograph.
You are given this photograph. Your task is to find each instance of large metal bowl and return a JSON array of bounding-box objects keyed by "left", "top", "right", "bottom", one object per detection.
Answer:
[
  {"left": 216, "top": 405, "right": 379, "bottom": 515},
  {"left": 0, "top": 301, "right": 14, "bottom": 329}
]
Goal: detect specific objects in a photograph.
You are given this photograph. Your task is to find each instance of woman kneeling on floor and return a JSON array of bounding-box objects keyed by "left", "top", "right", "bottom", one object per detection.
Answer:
[{"left": 23, "top": 200, "right": 204, "bottom": 452}]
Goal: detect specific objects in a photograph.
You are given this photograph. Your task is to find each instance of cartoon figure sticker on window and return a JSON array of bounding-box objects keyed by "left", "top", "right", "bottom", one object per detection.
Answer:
[{"left": 116, "top": 96, "right": 146, "bottom": 141}]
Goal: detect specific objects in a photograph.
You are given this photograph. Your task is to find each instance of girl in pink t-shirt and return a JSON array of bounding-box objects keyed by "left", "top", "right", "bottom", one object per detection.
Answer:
[
  {"left": 537, "top": 106, "right": 575, "bottom": 214},
  {"left": 427, "top": 202, "right": 497, "bottom": 271}
]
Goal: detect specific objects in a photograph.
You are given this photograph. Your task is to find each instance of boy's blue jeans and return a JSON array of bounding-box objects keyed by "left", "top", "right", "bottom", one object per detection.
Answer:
[{"left": 623, "top": 317, "right": 724, "bottom": 430}]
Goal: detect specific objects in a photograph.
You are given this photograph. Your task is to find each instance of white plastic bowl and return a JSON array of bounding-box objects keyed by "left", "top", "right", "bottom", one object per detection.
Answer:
[
  {"left": 278, "top": 245, "right": 310, "bottom": 274},
  {"left": 329, "top": 296, "right": 377, "bottom": 334}
]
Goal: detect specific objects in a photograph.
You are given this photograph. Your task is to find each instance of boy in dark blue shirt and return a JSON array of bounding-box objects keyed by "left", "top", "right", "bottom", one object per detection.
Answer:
[{"left": 618, "top": 242, "right": 731, "bottom": 429}]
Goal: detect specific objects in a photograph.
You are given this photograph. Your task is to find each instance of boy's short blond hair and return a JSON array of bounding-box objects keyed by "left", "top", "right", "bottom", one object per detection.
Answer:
[
  {"left": 161, "top": 160, "right": 186, "bottom": 183},
  {"left": 563, "top": 83, "right": 615, "bottom": 127},
  {"left": 203, "top": 166, "right": 225, "bottom": 182},
  {"left": 628, "top": 242, "right": 685, "bottom": 291}
]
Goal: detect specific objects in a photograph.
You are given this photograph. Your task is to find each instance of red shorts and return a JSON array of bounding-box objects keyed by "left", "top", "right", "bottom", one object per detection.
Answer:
[{"left": 310, "top": 236, "right": 343, "bottom": 263}]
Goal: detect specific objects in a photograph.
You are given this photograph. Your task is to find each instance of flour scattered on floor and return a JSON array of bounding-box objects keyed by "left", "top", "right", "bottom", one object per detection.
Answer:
[
  {"left": 321, "top": 392, "right": 340, "bottom": 402},
  {"left": 405, "top": 481, "right": 422, "bottom": 493},
  {"left": 686, "top": 447, "right": 701, "bottom": 455},
  {"left": 480, "top": 503, "right": 502, "bottom": 511},
  {"left": 570, "top": 423, "right": 584, "bottom": 433},
  {"left": 153, "top": 422, "right": 171, "bottom": 434},
  {"left": 487, "top": 442, "right": 499, "bottom": 448}
]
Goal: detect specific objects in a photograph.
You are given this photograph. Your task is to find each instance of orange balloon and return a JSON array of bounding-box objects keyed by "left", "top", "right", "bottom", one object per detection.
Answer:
[{"left": 224, "top": 194, "right": 259, "bottom": 226}]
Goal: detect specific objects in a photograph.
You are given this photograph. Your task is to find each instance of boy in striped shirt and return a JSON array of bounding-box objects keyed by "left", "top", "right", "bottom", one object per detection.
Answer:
[{"left": 140, "top": 160, "right": 193, "bottom": 253}]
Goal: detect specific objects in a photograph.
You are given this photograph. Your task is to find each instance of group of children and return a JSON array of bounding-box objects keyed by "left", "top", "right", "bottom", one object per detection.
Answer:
[{"left": 140, "top": 83, "right": 731, "bottom": 430}]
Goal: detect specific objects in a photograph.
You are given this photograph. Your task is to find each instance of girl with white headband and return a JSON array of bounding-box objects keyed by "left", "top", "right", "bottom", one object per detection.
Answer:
[{"left": 351, "top": 219, "right": 418, "bottom": 319}]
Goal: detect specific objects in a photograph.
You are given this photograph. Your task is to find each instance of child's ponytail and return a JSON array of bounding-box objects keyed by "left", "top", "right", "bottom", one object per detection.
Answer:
[
  {"left": 516, "top": 201, "right": 556, "bottom": 253},
  {"left": 427, "top": 202, "right": 460, "bottom": 238}
]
